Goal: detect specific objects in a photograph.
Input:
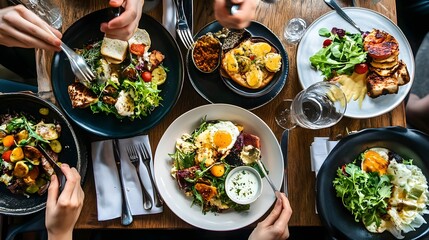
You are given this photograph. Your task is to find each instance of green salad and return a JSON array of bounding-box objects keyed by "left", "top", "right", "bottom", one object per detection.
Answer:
[{"left": 309, "top": 27, "right": 367, "bottom": 80}]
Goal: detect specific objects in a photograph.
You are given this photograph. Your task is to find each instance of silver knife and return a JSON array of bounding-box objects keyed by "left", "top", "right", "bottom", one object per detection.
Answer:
[
  {"left": 280, "top": 129, "right": 289, "bottom": 197},
  {"left": 112, "top": 139, "right": 133, "bottom": 226}
]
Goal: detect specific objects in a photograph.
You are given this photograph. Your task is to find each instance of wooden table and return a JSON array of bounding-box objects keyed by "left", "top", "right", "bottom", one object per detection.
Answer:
[{"left": 51, "top": 0, "right": 405, "bottom": 230}]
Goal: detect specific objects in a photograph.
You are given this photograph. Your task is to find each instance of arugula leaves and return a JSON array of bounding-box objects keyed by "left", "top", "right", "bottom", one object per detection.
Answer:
[
  {"left": 333, "top": 163, "right": 392, "bottom": 228},
  {"left": 309, "top": 28, "right": 367, "bottom": 80}
]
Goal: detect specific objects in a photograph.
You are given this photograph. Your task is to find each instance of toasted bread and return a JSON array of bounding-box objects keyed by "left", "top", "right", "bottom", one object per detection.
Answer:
[
  {"left": 220, "top": 38, "right": 281, "bottom": 90},
  {"left": 100, "top": 37, "right": 128, "bottom": 64},
  {"left": 366, "top": 72, "right": 399, "bottom": 98}
]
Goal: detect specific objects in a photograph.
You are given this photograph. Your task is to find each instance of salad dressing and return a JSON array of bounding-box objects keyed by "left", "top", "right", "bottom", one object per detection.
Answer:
[{"left": 226, "top": 168, "right": 260, "bottom": 203}]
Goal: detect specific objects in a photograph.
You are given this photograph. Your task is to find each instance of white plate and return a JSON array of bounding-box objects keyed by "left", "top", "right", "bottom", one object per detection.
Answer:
[
  {"left": 297, "top": 7, "right": 415, "bottom": 119},
  {"left": 153, "top": 104, "right": 283, "bottom": 231}
]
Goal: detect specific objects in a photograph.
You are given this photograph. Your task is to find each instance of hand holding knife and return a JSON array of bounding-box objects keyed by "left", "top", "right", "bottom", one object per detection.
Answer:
[{"left": 112, "top": 139, "right": 133, "bottom": 226}]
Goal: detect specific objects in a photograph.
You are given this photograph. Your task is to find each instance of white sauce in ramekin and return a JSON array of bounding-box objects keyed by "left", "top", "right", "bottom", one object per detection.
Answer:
[{"left": 225, "top": 166, "right": 262, "bottom": 205}]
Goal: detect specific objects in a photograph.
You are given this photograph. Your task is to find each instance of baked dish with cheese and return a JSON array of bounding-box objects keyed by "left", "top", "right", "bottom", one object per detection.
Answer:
[{"left": 220, "top": 37, "right": 282, "bottom": 91}]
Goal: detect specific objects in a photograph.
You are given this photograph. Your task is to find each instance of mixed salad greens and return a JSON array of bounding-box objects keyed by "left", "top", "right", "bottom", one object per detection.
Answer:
[
  {"left": 169, "top": 118, "right": 263, "bottom": 214},
  {"left": 76, "top": 40, "right": 167, "bottom": 120},
  {"left": 309, "top": 27, "right": 367, "bottom": 80},
  {"left": 333, "top": 148, "right": 429, "bottom": 239}
]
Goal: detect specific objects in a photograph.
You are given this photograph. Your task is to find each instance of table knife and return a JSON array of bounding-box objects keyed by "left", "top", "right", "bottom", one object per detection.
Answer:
[
  {"left": 280, "top": 129, "right": 289, "bottom": 197},
  {"left": 112, "top": 139, "right": 133, "bottom": 226}
]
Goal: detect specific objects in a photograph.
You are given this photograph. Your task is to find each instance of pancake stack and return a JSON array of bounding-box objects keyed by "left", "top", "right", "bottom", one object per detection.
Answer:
[{"left": 363, "top": 29, "right": 410, "bottom": 98}]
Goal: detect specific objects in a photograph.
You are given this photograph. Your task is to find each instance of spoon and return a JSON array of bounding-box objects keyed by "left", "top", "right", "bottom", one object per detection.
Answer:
[{"left": 256, "top": 158, "right": 277, "bottom": 194}]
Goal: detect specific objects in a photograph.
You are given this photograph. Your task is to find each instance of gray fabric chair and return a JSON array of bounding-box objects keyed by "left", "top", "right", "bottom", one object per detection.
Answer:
[{"left": 410, "top": 32, "right": 429, "bottom": 98}]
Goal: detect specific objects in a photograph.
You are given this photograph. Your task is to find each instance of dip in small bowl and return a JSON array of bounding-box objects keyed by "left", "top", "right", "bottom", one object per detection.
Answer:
[{"left": 225, "top": 166, "right": 263, "bottom": 205}]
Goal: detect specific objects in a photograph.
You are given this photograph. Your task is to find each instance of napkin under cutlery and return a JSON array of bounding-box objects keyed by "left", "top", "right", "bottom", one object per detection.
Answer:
[
  {"left": 92, "top": 135, "right": 162, "bottom": 221},
  {"left": 162, "top": 0, "right": 176, "bottom": 37},
  {"left": 310, "top": 137, "right": 339, "bottom": 177}
]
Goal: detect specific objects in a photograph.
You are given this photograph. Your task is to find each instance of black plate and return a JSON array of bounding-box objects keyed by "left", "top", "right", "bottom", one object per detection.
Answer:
[
  {"left": 0, "top": 92, "right": 86, "bottom": 215},
  {"left": 51, "top": 9, "right": 184, "bottom": 138},
  {"left": 187, "top": 21, "right": 288, "bottom": 110},
  {"left": 317, "top": 126, "right": 429, "bottom": 240}
]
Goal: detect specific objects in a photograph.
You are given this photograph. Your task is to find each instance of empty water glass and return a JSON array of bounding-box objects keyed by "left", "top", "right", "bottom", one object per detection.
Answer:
[
  {"left": 275, "top": 81, "right": 347, "bottom": 130},
  {"left": 11, "top": 0, "right": 62, "bottom": 29},
  {"left": 283, "top": 18, "right": 307, "bottom": 44}
]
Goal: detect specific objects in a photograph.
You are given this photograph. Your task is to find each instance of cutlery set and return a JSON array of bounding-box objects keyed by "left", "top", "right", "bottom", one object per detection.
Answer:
[{"left": 113, "top": 140, "right": 162, "bottom": 225}]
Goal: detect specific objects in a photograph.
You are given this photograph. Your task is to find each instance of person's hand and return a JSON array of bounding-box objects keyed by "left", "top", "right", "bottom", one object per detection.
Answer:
[
  {"left": 100, "top": 0, "right": 144, "bottom": 40},
  {"left": 248, "top": 192, "right": 292, "bottom": 240},
  {"left": 0, "top": 5, "right": 62, "bottom": 51},
  {"left": 214, "top": 0, "right": 259, "bottom": 29},
  {"left": 45, "top": 164, "right": 84, "bottom": 240}
]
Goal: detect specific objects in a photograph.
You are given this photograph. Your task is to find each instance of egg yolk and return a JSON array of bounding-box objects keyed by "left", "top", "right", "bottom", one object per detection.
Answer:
[
  {"left": 213, "top": 130, "right": 232, "bottom": 149},
  {"left": 362, "top": 150, "right": 389, "bottom": 175}
]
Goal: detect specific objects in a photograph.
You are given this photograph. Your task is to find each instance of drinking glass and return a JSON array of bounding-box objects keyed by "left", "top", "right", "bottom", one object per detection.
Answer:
[
  {"left": 10, "top": 0, "right": 62, "bottom": 29},
  {"left": 283, "top": 18, "right": 307, "bottom": 44},
  {"left": 275, "top": 81, "right": 347, "bottom": 130}
]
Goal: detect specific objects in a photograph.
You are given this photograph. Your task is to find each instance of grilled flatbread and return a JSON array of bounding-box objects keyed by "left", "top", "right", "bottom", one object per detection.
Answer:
[
  {"left": 220, "top": 38, "right": 282, "bottom": 90},
  {"left": 68, "top": 82, "right": 98, "bottom": 108}
]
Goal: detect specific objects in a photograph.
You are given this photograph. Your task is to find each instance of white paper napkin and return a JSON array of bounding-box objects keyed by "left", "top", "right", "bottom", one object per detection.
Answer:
[
  {"left": 310, "top": 137, "right": 339, "bottom": 177},
  {"left": 91, "top": 135, "right": 162, "bottom": 221},
  {"left": 162, "top": 0, "right": 176, "bottom": 38}
]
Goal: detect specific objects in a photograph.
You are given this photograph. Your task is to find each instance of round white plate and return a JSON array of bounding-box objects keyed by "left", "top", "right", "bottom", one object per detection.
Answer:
[
  {"left": 153, "top": 104, "right": 283, "bottom": 231},
  {"left": 297, "top": 7, "right": 415, "bottom": 119}
]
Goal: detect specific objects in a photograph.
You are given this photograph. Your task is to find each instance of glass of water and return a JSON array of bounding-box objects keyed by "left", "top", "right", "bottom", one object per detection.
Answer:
[
  {"left": 275, "top": 81, "right": 347, "bottom": 130},
  {"left": 11, "top": 0, "right": 62, "bottom": 29},
  {"left": 283, "top": 18, "right": 307, "bottom": 44}
]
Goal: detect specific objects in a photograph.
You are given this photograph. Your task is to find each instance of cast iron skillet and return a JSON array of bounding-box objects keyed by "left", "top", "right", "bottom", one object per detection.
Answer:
[
  {"left": 51, "top": 8, "right": 184, "bottom": 138},
  {"left": 317, "top": 126, "right": 429, "bottom": 240},
  {"left": 0, "top": 92, "right": 87, "bottom": 215}
]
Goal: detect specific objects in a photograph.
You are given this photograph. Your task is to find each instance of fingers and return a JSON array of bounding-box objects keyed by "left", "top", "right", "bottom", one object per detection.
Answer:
[
  {"left": 109, "top": 0, "right": 125, "bottom": 8},
  {"left": 0, "top": 5, "right": 61, "bottom": 50},
  {"left": 46, "top": 174, "right": 59, "bottom": 208},
  {"left": 258, "top": 193, "right": 284, "bottom": 227},
  {"left": 58, "top": 164, "right": 78, "bottom": 200}
]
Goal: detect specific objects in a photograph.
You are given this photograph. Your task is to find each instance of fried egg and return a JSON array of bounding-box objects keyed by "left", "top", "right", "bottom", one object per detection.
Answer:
[
  {"left": 245, "top": 65, "right": 263, "bottom": 88},
  {"left": 264, "top": 52, "right": 282, "bottom": 72},
  {"left": 195, "top": 121, "right": 240, "bottom": 156},
  {"left": 250, "top": 42, "right": 272, "bottom": 58},
  {"left": 361, "top": 147, "right": 390, "bottom": 175}
]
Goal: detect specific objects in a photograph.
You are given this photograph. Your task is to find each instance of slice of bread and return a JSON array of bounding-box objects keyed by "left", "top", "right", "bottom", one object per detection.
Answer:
[{"left": 101, "top": 37, "right": 128, "bottom": 64}]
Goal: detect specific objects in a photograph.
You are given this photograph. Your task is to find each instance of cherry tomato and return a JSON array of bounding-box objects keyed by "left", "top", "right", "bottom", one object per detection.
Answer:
[
  {"left": 2, "top": 150, "right": 12, "bottom": 162},
  {"left": 130, "top": 43, "right": 145, "bottom": 56},
  {"left": 354, "top": 63, "right": 369, "bottom": 74},
  {"left": 323, "top": 39, "right": 332, "bottom": 48},
  {"left": 249, "top": 55, "right": 255, "bottom": 61},
  {"left": 141, "top": 71, "right": 152, "bottom": 82}
]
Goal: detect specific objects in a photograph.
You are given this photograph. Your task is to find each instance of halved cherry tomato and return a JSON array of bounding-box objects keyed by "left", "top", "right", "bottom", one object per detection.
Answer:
[
  {"left": 141, "top": 71, "right": 152, "bottom": 82},
  {"left": 130, "top": 43, "right": 145, "bottom": 56},
  {"left": 249, "top": 55, "right": 255, "bottom": 61},
  {"left": 1, "top": 150, "right": 12, "bottom": 162},
  {"left": 323, "top": 39, "right": 332, "bottom": 48},
  {"left": 354, "top": 63, "right": 369, "bottom": 74}
]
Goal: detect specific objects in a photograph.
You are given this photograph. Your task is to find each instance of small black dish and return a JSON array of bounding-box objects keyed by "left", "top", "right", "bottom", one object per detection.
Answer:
[{"left": 220, "top": 36, "right": 284, "bottom": 98}]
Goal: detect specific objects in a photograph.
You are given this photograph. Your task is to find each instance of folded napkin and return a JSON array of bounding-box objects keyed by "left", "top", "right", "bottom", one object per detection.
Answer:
[
  {"left": 310, "top": 137, "right": 339, "bottom": 177},
  {"left": 91, "top": 135, "right": 162, "bottom": 221},
  {"left": 162, "top": 0, "right": 176, "bottom": 38},
  {"left": 310, "top": 137, "right": 338, "bottom": 214}
]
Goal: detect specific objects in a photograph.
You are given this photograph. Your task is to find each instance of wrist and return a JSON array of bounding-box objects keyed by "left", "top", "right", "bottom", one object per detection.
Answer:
[{"left": 48, "top": 230, "right": 73, "bottom": 240}]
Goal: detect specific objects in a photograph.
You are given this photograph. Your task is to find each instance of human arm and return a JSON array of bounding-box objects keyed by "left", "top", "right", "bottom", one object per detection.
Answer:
[
  {"left": 248, "top": 191, "right": 292, "bottom": 240},
  {"left": 0, "top": 5, "right": 61, "bottom": 51},
  {"left": 213, "top": 0, "right": 259, "bottom": 29},
  {"left": 45, "top": 164, "right": 84, "bottom": 240},
  {"left": 100, "top": 0, "right": 144, "bottom": 40}
]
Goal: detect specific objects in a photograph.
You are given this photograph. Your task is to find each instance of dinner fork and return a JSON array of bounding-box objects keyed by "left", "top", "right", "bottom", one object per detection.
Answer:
[
  {"left": 126, "top": 145, "right": 153, "bottom": 210},
  {"left": 138, "top": 143, "right": 163, "bottom": 207},
  {"left": 36, "top": 145, "right": 66, "bottom": 192},
  {"left": 173, "top": 0, "right": 194, "bottom": 49}
]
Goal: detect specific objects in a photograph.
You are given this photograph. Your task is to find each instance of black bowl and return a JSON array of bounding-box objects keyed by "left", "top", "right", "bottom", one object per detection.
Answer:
[
  {"left": 51, "top": 8, "right": 184, "bottom": 138},
  {"left": 0, "top": 92, "right": 86, "bottom": 215},
  {"left": 316, "top": 126, "right": 429, "bottom": 240}
]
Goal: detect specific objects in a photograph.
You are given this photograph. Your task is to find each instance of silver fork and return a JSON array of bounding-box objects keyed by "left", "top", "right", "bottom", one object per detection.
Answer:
[
  {"left": 126, "top": 145, "right": 153, "bottom": 210},
  {"left": 138, "top": 143, "right": 163, "bottom": 207},
  {"left": 173, "top": 0, "right": 194, "bottom": 49}
]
